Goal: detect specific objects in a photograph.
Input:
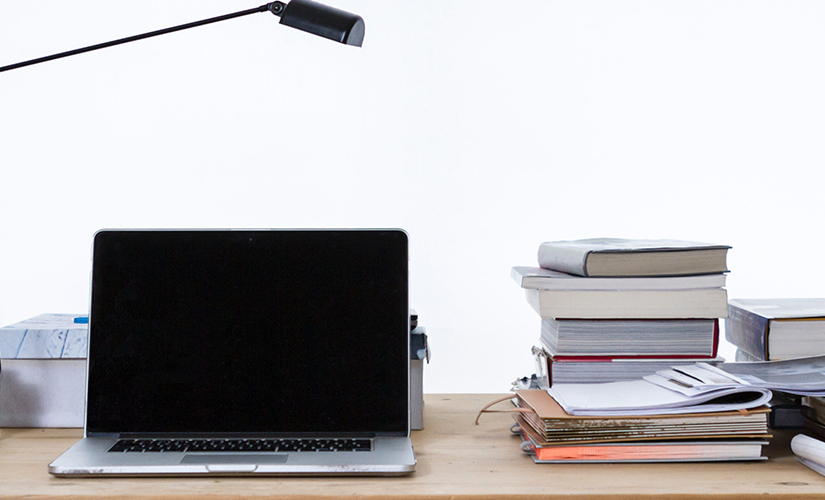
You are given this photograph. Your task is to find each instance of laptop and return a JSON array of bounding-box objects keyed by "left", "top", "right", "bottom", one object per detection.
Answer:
[{"left": 49, "top": 229, "right": 416, "bottom": 476}]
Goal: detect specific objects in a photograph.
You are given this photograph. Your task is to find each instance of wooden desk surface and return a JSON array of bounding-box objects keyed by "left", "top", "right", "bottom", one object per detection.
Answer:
[{"left": 1, "top": 394, "right": 824, "bottom": 499}]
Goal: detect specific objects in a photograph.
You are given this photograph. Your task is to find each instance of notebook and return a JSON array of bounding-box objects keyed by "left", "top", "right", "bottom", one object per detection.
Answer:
[{"left": 49, "top": 229, "right": 416, "bottom": 476}]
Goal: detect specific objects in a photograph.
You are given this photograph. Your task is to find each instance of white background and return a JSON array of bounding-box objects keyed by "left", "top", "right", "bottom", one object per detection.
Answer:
[{"left": 1, "top": 1, "right": 823, "bottom": 393}]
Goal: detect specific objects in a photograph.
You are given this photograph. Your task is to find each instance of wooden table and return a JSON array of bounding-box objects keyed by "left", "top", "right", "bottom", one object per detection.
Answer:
[{"left": 1, "top": 394, "right": 825, "bottom": 499}]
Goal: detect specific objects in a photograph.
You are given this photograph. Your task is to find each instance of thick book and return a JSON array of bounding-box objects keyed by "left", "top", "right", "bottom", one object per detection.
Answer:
[
  {"left": 725, "top": 298, "right": 825, "bottom": 360},
  {"left": 540, "top": 318, "right": 719, "bottom": 358},
  {"left": 536, "top": 238, "right": 730, "bottom": 277},
  {"left": 532, "top": 347, "right": 723, "bottom": 386},
  {"left": 511, "top": 266, "right": 727, "bottom": 290},
  {"left": 514, "top": 390, "right": 770, "bottom": 445},
  {"left": 524, "top": 287, "right": 729, "bottom": 319}
]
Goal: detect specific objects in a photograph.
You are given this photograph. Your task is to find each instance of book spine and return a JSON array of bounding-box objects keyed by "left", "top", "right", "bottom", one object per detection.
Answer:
[
  {"left": 724, "top": 304, "right": 770, "bottom": 360},
  {"left": 537, "top": 244, "right": 589, "bottom": 276}
]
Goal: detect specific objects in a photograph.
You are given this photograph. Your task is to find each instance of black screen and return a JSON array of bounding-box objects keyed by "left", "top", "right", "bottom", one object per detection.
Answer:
[{"left": 86, "top": 229, "right": 409, "bottom": 436}]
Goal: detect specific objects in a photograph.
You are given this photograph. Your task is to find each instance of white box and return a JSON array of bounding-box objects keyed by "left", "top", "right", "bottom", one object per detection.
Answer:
[{"left": 0, "top": 314, "right": 87, "bottom": 427}]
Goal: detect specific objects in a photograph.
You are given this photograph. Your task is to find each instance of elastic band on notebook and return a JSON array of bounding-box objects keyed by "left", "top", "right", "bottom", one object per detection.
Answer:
[{"left": 474, "top": 395, "right": 533, "bottom": 425}]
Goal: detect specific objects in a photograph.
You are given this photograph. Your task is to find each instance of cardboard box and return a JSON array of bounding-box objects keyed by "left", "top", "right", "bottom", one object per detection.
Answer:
[{"left": 0, "top": 314, "right": 87, "bottom": 427}]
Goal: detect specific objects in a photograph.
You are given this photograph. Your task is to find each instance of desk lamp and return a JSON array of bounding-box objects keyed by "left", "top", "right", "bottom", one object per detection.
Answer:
[{"left": 0, "top": 0, "right": 364, "bottom": 73}]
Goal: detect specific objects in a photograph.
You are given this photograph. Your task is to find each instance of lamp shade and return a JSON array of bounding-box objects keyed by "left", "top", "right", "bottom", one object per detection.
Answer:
[{"left": 278, "top": 0, "right": 365, "bottom": 46}]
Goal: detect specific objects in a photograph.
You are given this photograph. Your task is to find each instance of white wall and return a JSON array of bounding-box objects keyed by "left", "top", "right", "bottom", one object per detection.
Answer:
[{"left": 2, "top": 1, "right": 824, "bottom": 393}]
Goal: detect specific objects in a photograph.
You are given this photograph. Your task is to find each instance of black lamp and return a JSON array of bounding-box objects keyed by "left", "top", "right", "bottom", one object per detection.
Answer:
[{"left": 0, "top": 0, "right": 364, "bottom": 73}]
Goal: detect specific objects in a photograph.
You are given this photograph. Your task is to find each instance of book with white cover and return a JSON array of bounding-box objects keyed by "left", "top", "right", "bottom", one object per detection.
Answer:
[
  {"left": 537, "top": 238, "right": 730, "bottom": 277},
  {"left": 524, "top": 288, "right": 729, "bottom": 319},
  {"left": 726, "top": 298, "right": 825, "bottom": 361},
  {"left": 511, "top": 267, "right": 727, "bottom": 291}
]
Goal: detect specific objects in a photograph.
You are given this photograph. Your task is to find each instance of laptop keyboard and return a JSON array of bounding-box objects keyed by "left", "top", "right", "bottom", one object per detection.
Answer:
[{"left": 108, "top": 438, "right": 371, "bottom": 453}]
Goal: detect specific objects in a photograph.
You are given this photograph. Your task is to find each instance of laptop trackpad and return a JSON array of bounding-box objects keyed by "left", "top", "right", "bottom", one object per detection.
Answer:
[{"left": 180, "top": 454, "right": 288, "bottom": 465}]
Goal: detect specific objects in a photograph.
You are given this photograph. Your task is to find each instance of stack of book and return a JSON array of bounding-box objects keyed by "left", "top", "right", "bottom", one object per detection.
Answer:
[
  {"left": 505, "top": 357, "right": 825, "bottom": 462},
  {"left": 511, "top": 389, "right": 771, "bottom": 463},
  {"left": 512, "top": 238, "right": 731, "bottom": 386},
  {"left": 487, "top": 349, "right": 825, "bottom": 464}
]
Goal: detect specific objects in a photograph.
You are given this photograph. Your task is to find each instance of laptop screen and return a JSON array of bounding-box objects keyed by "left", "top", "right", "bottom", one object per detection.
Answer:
[{"left": 85, "top": 229, "right": 409, "bottom": 436}]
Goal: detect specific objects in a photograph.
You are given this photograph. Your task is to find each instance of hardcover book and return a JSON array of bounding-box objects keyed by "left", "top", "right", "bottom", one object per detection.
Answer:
[
  {"left": 536, "top": 238, "right": 730, "bottom": 277},
  {"left": 726, "top": 298, "right": 825, "bottom": 361}
]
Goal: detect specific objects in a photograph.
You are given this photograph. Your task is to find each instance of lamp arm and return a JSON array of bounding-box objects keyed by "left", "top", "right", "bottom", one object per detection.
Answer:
[{"left": 0, "top": 2, "right": 286, "bottom": 74}]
